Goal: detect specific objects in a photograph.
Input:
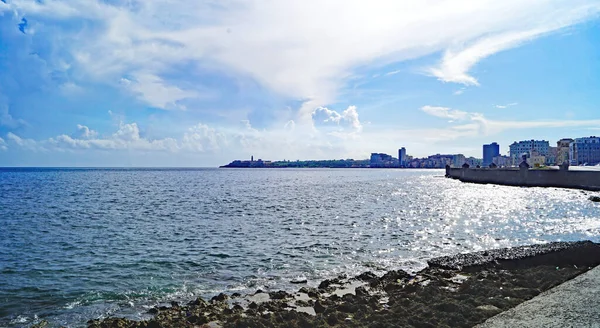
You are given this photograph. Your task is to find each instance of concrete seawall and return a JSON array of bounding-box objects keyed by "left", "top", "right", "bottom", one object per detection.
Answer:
[{"left": 445, "top": 166, "right": 600, "bottom": 191}]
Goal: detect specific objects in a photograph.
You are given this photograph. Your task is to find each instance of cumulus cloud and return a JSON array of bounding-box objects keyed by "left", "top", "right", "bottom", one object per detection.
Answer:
[
  {"left": 312, "top": 106, "right": 363, "bottom": 132},
  {"left": 74, "top": 124, "right": 98, "bottom": 139},
  {"left": 4, "top": 0, "right": 598, "bottom": 115},
  {"left": 6, "top": 132, "right": 39, "bottom": 151}
]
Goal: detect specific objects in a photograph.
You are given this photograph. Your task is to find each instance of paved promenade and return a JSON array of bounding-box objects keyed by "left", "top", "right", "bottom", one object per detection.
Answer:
[{"left": 477, "top": 265, "right": 600, "bottom": 328}]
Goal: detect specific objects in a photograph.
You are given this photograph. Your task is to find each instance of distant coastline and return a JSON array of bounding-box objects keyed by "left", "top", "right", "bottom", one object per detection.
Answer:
[
  {"left": 220, "top": 158, "right": 441, "bottom": 169},
  {"left": 220, "top": 158, "right": 371, "bottom": 168}
]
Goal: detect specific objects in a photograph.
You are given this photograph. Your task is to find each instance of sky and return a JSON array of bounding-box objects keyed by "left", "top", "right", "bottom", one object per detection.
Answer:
[{"left": 1, "top": 0, "right": 600, "bottom": 167}]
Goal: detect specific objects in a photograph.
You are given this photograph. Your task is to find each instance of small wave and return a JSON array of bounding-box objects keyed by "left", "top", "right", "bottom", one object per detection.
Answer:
[{"left": 207, "top": 253, "right": 231, "bottom": 258}]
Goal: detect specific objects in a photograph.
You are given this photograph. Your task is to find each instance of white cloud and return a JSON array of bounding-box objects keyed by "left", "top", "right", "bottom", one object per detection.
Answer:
[
  {"left": 495, "top": 102, "right": 518, "bottom": 109},
  {"left": 426, "top": 3, "right": 600, "bottom": 85},
  {"left": 422, "top": 104, "right": 600, "bottom": 137},
  {"left": 0, "top": 103, "right": 27, "bottom": 128},
  {"left": 384, "top": 69, "right": 402, "bottom": 76},
  {"left": 6, "top": 132, "right": 39, "bottom": 151},
  {"left": 122, "top": 73, "right": 201, "bottom": 110},
  {"left": 421, "top": 105, "right": 470, "bottom": 121},
  {"left": 75, "top": 124, "right": 98, "bottom": 139},
  {"left": 7, "top": 0, "right": 599, "bottom": 116},
  {"left": 181, "top": 123, "right": 226, "bottom": 152},
  {"left": 312, "top": 105, "right": 363, "bottom": 132},
  {"left": 453, "top": 88, "right": 466, "bottom": 95},
  {"left": 0, "top": 137, "right": 7, "bottom": 151}
]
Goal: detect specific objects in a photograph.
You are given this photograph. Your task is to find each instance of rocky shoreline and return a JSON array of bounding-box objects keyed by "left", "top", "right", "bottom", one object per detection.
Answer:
[{"left": 82, "top": 241, "right": 600, "bottom": 328}]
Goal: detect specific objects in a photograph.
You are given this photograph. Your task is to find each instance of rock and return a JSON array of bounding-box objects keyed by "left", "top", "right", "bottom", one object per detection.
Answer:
[
  {"left": 314, "top": 300, "right": 326, "bottom": 314},
  {"left": 146, "top": 320, "right": 161, "bottom": 328},
  {"left": 355, "top": 286, "right": 369, "bottom": 297},
  {"left": 170, "top": 301, "right": 179, "bottom": 308},
  {"left": 30, "top": 320, "right": 49, "bottom": 328},
  {"left": 381, "top": 270, "right": 411, "bottom": 283},
  {"left": 211, "top": 293, "right": 228, "bottom": 303},
  {"left": 190, "top": 297, "right": 208, "bottom": 307},
  {"left": 589, "top": 196, "right": 600, "bottom": 202},
  {"left": 232, "top": 304, "right": 244, "bottom": 312},
  {"left": 291, "top": 277, "right": 308, "bottom": 284},
  {"left": 477, "top": 304, "right": 502, "bottom": 312},
  {"left": 269, "top": 290, "right": 291, "bottom": 300},
  {"left": 299, "top": 287, "right": 319, "bottom": 298},
  {"left": 231, "top": 293, "right": 242, "bottom": 298},
  {"left": 248, "top": 302, "right": 258, "bottom": 309},
  {"left": 356, "top": 271, "right": 378, "bottom": 282},
  {"left": 187, "top": 315, "right": 208, "bottom": 325}
]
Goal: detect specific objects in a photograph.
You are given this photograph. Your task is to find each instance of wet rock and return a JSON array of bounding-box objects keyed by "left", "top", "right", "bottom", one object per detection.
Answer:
[
  {"left": 589, "top": 196, "right": 600, "bottom": 202},
  {"left": 211, "top": 293, "right": 229, "bottom": 303},
  {"left": 170, "top": 301, "right": 179, "bottom": 308},
  {"left": 318, "top": 277, "right": 343, "bottom": 290},
  {"left": 428, "top": 241, "right": 600, "bottom": 271},
  {"left": 290, "top": 277, "right": 308, "bottom": 284},
  {"left": 248, "top": 302, "right": 258, "bottom": 309},
  {"left": 231, "top": 293, "right": 241, "bottom": 298}
]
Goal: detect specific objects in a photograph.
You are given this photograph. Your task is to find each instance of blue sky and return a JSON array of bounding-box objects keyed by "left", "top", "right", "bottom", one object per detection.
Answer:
[{"left": 1, "top": 0, "right": 600, "bottom": 167}]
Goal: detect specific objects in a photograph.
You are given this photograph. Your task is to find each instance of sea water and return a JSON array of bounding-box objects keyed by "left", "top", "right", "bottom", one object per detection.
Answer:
[{"left": 1, "top": 168, "right": 599, "bottom": 327}]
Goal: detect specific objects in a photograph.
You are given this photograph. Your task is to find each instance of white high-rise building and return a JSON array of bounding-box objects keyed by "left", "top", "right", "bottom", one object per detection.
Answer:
[{"left": 509, "top": 140, "right": 550, "bottom": 164}]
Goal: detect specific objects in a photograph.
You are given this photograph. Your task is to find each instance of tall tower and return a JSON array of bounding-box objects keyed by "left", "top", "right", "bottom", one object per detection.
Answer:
[
  {"left": 251, "top": 155, "right": 254, "bottom": 162},
  {"left": 398, "top": 148, "right": 406, "bottom": 167}
]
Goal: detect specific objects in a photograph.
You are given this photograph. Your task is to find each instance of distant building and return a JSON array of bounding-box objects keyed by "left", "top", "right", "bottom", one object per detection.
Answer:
[
  {"left": 570, "top": 136, "right": 600, "bottom": 165},
  {"left": 466, "top": 157, "right": 483, "bottom": 167},
  {"left": 452, "top": 154, "right": 466, "bottom": 168},
  {"left": 527, "top": 150, "right": 546, "bottom": 167},
  {"left": 509, "top": 140, "right": 550, "bottom": 165},
  {"left": 483, "top": 142, "right": 500, "bottom": 167},
  {"left": 370, "top": 153, "right": 397, "bottom": 168},
  {"left": 556, "top": 138, "right": 574, "bottom": 165},
  {"left": 425, "top": 154, "right": 454, "bottom": 168},
  {"left": 492, "top": 155, "right": 511, "bottom": 167},
  {"left": 546, "top": 146, "right": 558, "bottom": 166},
  {"left": 398, "top": 148, "right": 407, "bottom": 167}
]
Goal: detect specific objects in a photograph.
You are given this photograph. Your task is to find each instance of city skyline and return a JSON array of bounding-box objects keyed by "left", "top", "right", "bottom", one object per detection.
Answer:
[{"left": 1, "top": 1, "right": 600, "bottom": 167}]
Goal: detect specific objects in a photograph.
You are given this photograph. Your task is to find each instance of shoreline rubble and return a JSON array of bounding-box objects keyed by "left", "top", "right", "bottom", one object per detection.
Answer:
[{"left": 83, "top": 241, "right": 600, "bottom": 328}]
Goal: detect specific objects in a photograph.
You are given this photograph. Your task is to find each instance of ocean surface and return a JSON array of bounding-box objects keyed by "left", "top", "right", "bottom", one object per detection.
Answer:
[{"left": 1, "top": 168, "right": 600, "bottom": 327}]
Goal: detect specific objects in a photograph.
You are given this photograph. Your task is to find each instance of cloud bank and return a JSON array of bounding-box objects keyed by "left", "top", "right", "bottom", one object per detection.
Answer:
[{"left": 2, "top": 0, "right": 598, "bottom": 115}]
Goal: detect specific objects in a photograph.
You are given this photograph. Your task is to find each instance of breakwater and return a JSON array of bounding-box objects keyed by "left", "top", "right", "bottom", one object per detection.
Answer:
[{"left": 445, "top": 165, "right": 600, "bottom": 191}]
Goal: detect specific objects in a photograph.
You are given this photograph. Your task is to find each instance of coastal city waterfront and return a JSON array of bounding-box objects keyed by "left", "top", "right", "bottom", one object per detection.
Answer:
[{"left": 221, "top": 136, "right": 600, "bottom": 169}]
